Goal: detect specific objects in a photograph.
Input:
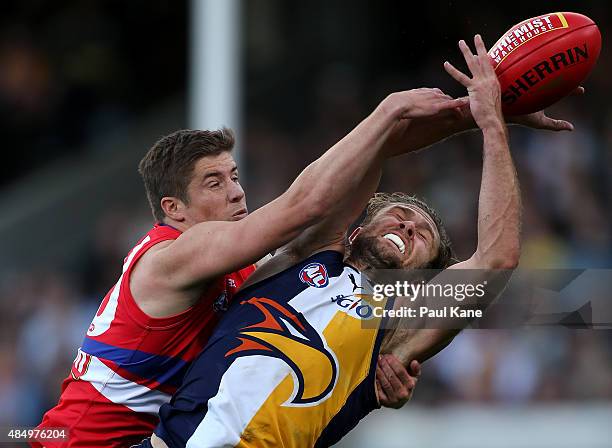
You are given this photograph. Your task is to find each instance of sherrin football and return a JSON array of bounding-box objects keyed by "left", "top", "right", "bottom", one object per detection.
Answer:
[{"left": 489, "top": 12, "right": 601, "bottom": 115}]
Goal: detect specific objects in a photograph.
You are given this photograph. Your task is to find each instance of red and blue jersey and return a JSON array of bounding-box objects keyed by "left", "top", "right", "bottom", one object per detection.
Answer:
[{"left": 34, "top": 224, "right": 255, "bottom": 448}]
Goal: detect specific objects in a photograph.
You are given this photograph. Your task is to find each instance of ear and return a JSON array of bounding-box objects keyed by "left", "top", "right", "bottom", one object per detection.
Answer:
[
  {"left": 160, "top": 196, "right": 186, "bottom": 222},
  {"left": 348, "top": 227, "right": 362, "bottom": 245}
]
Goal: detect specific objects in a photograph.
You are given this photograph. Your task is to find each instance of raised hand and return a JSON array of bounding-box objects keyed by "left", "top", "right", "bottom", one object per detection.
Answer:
[
  {"left": 510, "top": 86, "right": 583, "bottom": 131},
  {"left": 511, "top": 110, "right": 574, "bottom": 131},
  {"left": 383, "top": 88, "right": 469, "bottom": 120},
  {"left": 444, "top": 35, "right": 503, "bottom": 130}
]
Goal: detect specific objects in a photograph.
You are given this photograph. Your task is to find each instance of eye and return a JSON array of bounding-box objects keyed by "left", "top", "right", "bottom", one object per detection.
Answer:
[
  {"left": 231, "top": 175, "right": 239, "bottom": 183},
  {"left": 416, "top": 229, "right": 430, "bottom": 242},
  {"left": 207, "top": 181, "right": 221, "bottom": 189}
]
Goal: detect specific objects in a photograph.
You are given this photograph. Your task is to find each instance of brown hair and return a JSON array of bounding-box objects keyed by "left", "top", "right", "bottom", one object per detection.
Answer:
[
  {"left": 138, "top": 128, "right": 235, "bottom": 221},
  {"left": 361, "top": 192, "right": 456, "bottom": 269}
]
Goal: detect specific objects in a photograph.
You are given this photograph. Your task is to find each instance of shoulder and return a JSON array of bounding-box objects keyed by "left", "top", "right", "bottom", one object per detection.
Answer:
[
  {"left": 238, "top": 249, "right": 345, "bottom": 292},
  {"left": 134, "top": 239, "right": 175, "bottom": 274},
  {"left": 129, "top": 238, "right": 198, "bottom": 317},
  {"left": 128, "top": 237, "right": 174, "bottom": 290}
]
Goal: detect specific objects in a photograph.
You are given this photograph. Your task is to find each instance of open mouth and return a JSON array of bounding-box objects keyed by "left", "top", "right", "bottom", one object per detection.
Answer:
[{"left": 383, "top": 233, "right": 405, "bottom": 255}]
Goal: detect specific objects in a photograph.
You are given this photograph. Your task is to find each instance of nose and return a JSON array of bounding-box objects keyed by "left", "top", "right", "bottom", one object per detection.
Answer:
[
  {"left": 399, "top": 221, "right": 416, "bottom": 238},
  {"left": 228, "top": 180, "right": 245, "bottom": 203}
]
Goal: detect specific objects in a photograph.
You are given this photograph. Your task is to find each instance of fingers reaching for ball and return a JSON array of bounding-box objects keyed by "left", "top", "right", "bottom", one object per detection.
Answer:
[
  {"left": 444, "top": 35, "right": 498, "bottom": 89},
  {"left": 510, "top": 110, "right": 575, "bottom": 132},
  {"left": 385, "top": 88, "right": 469, "bottom": 120},
  {"left": 571, "top": 86, "right": 586, "bottom": 96},
  {"left": 443, "top": 60, "right": 471, "bottom": 87},
  {"left": 445, "top": 35, "right": 504, "bottom": 130}
]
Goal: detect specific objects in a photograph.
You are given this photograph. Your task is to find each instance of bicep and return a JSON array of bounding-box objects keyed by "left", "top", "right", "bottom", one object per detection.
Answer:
[
  {"left": 155, "top": 197, "right": 316, "bottom": 290},
  {"left": 282, "top": 167, "right": 382, "bottom": 257}
]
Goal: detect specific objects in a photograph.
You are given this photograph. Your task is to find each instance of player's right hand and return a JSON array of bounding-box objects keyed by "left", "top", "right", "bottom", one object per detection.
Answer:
[
  {"left": 444, "top": 34, "right": 503, "bottom": 130},
  {"left": 383, "top": 88, "right": 468, "bottom": 120}
]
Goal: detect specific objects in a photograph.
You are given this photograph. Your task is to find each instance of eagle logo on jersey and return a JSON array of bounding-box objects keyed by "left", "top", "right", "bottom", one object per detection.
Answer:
[
  {"left": 299, "top": 263, "right": 329, "bottom": 288},
  {"left": 225, "top": 297, "right": 338, "bottom": 406}
]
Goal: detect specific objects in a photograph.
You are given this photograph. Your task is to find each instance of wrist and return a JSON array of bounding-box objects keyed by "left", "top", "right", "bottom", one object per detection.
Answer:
[
  {"left": 480, "top": 118, "right": 506, "bottom": 135},
  {"left": 379, "top": 92, "right": 412, "bottom": 121},
  {"left": 481, "top": 122, "right": 509, "bottom": 147}
]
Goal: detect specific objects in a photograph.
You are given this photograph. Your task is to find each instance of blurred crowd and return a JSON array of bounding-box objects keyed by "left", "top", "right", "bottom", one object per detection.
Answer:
[
  {"left": 1, "top": 0, "right": 611, "bottom": 428},
  {"left": 0, "top": 0, "right": 185, "bottom": 187}
]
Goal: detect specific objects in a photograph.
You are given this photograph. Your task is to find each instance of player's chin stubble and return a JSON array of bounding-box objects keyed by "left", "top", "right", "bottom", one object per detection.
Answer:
[{"left": 348, "top": 235, "right": 403, "bottom": 270}]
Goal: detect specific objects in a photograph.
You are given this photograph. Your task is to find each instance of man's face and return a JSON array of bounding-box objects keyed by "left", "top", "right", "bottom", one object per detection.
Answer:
[
  {"left": 350, "top": 204, "right": 441, "bottom": 270},
  {"left": 181, "top": 152, "right": 247, "bottom": 226}
]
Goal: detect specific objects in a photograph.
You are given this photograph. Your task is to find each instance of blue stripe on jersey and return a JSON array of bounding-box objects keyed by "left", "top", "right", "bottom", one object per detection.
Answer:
[
  {"left": 155, "top": 250, "right": 346, "bottom": 448},
  {"left": 82, "top": 337, "right": 190, "bottom": 389}
]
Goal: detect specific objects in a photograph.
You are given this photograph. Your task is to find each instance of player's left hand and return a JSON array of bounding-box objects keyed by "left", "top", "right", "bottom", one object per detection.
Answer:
[
  {"left": 412, "top": 86, "right": 582, "bottom": 135},
  {"left": 376, "top": 355, "right": 421, "bottom": 409},
  {"left": 508, "top": 86, "right": 584, "bottom": 131},
  {"left": 444, "top": 35, "right": 503, "bottom": 130},
  {"left": 447, "top": 83, "right": 583, "bottom": 133},
  {"left": 511, "top": 110, "right": 574, "bottom": 131}
]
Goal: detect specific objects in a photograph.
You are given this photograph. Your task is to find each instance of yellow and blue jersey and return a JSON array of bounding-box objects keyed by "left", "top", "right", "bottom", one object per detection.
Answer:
[{"left": 155, "top": 250, "right": 388, "bottom": 447}]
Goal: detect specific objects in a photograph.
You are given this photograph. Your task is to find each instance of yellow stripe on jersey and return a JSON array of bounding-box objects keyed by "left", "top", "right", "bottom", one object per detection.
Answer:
[{"left": 236, "top": 304, "right": 384, "bottom": 448}]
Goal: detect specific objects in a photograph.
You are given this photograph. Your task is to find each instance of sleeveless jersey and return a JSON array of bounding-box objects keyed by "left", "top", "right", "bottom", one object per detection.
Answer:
[
  {"left": 34, "top": 224, "right": 256, "bottom": 448},
  {"left": 155, "top": 250, "right": 389, "bottom": 448}
]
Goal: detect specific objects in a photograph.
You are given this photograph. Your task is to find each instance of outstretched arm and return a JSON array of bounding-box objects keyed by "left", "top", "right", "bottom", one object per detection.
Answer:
[
  {"left": 379, "top": 82, "right": 582, "bottom": 160},
  {"left": 275, "top": 89, "right": 470, "bottom": 263},
  {"left": 279, "top": 69, "right": 579, "bottom": 264},
  {"left": 148, "top": 90, "right": 466, "bottom": 294},
  {"left": 381, "top": 35, "right": 521, "bottom": 366}
]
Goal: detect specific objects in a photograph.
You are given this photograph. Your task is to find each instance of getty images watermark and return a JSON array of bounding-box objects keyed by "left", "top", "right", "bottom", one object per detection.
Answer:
[
  {"left": 372, "top": 279, "right": 488, "bottom": 319},
  {"left": 356, "top": 269, "right": 612, "bottom": 330}
]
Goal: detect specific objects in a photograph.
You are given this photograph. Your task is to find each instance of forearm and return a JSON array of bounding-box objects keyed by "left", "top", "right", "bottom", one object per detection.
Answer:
[
  {"left": 284, "top": 89, "right": 469, "bottom": 216},
  {"left": 381, "top": 122, "right": 520, "bottom": 367},
  {"left": 279, "top": 89, "right": 468, "bottom": 256},
  {"left": 380, "top": 268, "right": 508, "bottom": 367},
  {"left": 381, "top": 36, "right": 523, "bottom": 368},
  {"left": 380, "top": 108, "right": 475, "bottom": 158},
  {"left": 284, "top": 100, "right": 398, "bottom": 217},
  {"left": 474, "top": 121, "right": 521, "bottom": 268},
  {"left": 382, "top": 328, "right": 457, "bottom": 367}
]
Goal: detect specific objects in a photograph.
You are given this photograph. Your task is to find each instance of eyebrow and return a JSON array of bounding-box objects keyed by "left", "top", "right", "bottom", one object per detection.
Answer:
[
  {"left": 420, "top": 223, "right": 435, "bottom": 240},
  {"left": 202, "top": 171, "right": 222, "bottom": 181},
  {"left": 202, "top": 166, "right": 238, "bottom": 181}
]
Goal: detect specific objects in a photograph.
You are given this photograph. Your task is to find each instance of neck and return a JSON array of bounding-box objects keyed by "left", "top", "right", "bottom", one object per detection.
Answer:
[
  {"left": 161, "top": 218, "right": 190, "bottom": 233},
  {"left": 344, "top": 255, "right": 369, "bottom": 273}
]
